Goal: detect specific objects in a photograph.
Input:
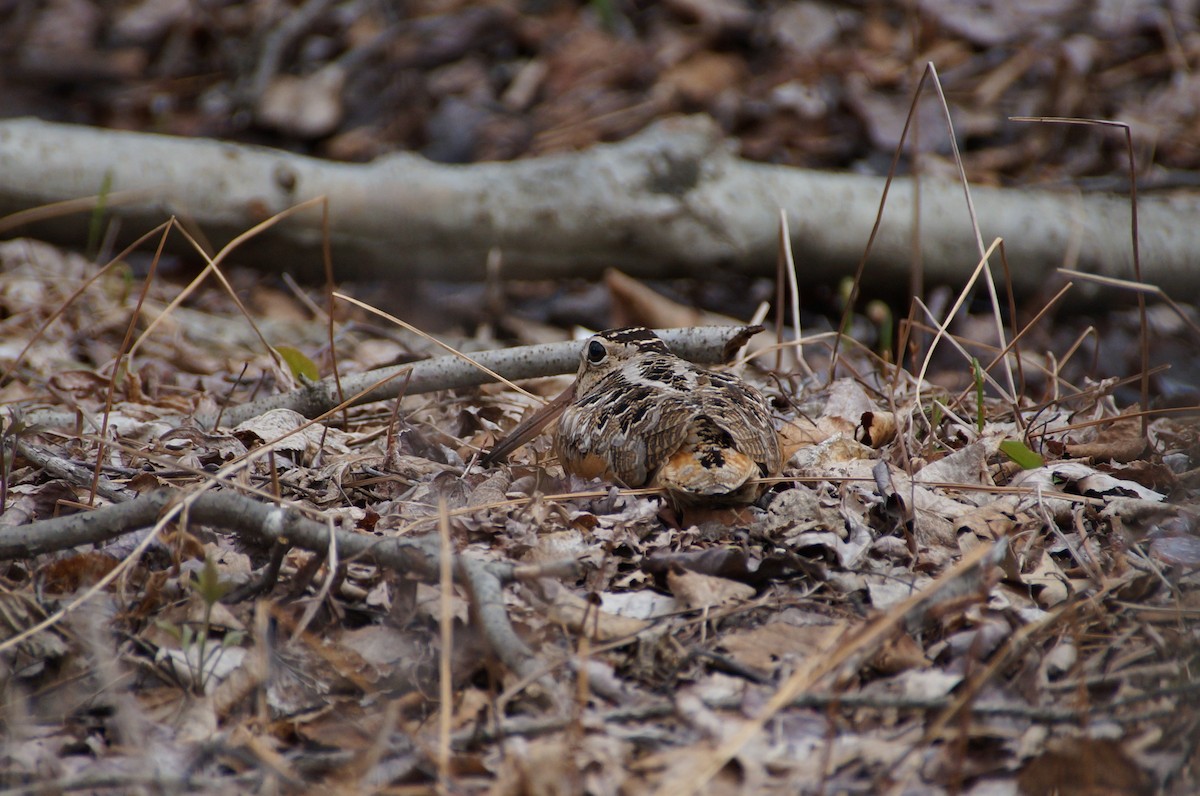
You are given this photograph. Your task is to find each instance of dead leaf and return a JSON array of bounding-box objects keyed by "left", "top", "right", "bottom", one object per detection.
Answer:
[
  {"left": 857, "top": 410, "right": 898, "bottom": 447},
  {"left": 533, "top": 580, "right": 653, "bottom": 641},
  {"left": 1012, "top": 462, "right": 1166, "bottom": 511},
  {"left": 666, "top": 564, "right": 755, "bottom": 610},
  {"left": 659, "top": 51, "right": 746, "bottom": 105},
  {"left": 492, "top": 737, "right": 583, "bottom": 796},
  {"left": 232, "top": 408, "right": 352, "bottom": 462},
  {"left": 606, "top": 268, "right": 706, "bottom": 329},
  {"left": 1018, "top": 737, "right": 1154, "bottom": 796},
  {"left": 779, "top": 416, "right": 828, "bottom": 456},
  {"left": 257, "top": 65, "right": 347, "bottom": 138},
  {"left": 868, "top": 632, "right": 931, "bottom": 675},
  {"left": 718, "top": 620, "right": 833, "bottom": 672},
  {"left": 36, "top": 552, "right": 121, "bottom": 593}
]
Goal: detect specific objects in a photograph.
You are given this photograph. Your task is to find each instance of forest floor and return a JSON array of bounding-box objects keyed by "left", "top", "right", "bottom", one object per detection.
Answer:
[{"left": 1, "top": 2, "right": 1199, "bottom": 794}]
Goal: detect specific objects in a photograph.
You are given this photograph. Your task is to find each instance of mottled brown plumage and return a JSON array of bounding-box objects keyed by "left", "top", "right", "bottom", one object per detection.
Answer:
[{"left": 554, "top": 327, "right": 781, "bottom": 504}]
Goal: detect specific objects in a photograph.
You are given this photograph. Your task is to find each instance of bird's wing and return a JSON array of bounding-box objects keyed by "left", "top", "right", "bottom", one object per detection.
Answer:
[{"left": 702, "top": 374, "right": 782, "bottom": 473}]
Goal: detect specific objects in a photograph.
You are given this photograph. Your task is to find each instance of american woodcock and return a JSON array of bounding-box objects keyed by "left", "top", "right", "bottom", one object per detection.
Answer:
[{"left": 553, "top": 327, "right": 781, "bottom": 504}]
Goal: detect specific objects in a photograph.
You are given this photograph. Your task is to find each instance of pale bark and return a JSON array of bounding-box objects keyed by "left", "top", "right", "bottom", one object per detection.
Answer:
[
  {"left": 0, "top": 114, "right": 1194, "bottom": 293},
  {"left": 16, "top": 325, "right": 756, "bottom": 433},
  {"left": 0, "top": 487, "right": 555, "bottom": 681},
  {"left": 209, "top": 323, "right": 755, "bottom": 428}
]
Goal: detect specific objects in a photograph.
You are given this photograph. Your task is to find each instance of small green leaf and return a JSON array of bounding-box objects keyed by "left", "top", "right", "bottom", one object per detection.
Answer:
[
  {"left": 275, "top": 345, "right": 320, "bottom": 382},
  {"left": 866, "top": 300, "right": 893, "bottom": 359},
  {"left": 1000, "top": 439, "right": 1044, "bottom": 469},
  {"left": 590, "top": 0, "right": 617, "bottom": 30},
  {"left": 87, "top": 170, "right": 114, "bottom": 259},
  {"left": 155, "top": 618, "right": 182, "bottom": 642},
  {"left": 192, "top": 555, "right": 233, "bottom": 605}
]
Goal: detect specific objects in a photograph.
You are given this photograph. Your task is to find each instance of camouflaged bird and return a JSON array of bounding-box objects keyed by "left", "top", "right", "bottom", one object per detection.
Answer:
[{"left": 554, "top": 327, "right": 781, "bottom": 504}]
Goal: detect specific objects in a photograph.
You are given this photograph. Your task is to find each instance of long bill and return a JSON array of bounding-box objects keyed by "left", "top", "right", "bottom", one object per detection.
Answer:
[{"left": 480, "top": 381, "right": 577, "bottom": 465}]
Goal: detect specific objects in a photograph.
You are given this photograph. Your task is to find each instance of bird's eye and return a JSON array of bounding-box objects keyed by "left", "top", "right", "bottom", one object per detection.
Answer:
[{"left": 586, "top": 340, "right": 607, "bottom": 365}]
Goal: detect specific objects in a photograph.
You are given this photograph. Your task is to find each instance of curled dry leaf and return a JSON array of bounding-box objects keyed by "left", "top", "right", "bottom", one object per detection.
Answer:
[
  {"left": 868, "top": 632, "right": 931, "bottom": 675},
  {"left": 953, "top": 504, "right": 1022, "bottom": 542},
  {"left": 819, "top": 379, "right": 880, "bottom": 434},
  {"left": 521, "top": 529, "right": 592, "bottom": 566},
  {"left": 1019, "top": 548, "right": 1072, "bottom": 608},
  {"left": 912, "top": 441, "right": 990, "bottom": 496},
  {"left": 1011, "top": 462, "right": 1166, "bottom": 518},
  {"left": 778, "top": 416, "right": 828, "bottom": 457},
  {"left": 954, "top": 503, "right": 1026, "bottom": 580},
  {"left": 791, "top": 434, "right": 875, "bottom": 471},
  {"left": 530, "top": 580, "right": 652, "bottom": 641},
  {"left": 232, "top": 407, "right": 352, "bottom": 462},
  {"left": 856, "top": 409, "right": 898, "bottom": 447},
  {"left": 764, "top": 486, "right": 847, "bottom": 540},
  {"left": 666, "top": 564, "right": 756, "bottom": 611}
]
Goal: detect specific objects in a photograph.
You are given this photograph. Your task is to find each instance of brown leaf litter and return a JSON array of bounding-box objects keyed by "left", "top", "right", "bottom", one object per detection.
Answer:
[{"left": 0, "top": 239, "right": 1197, "bottom": 794}]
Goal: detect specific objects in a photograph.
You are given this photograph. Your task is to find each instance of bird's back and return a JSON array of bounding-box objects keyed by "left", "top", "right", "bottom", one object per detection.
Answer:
[{"left": 555, "top": 348, "right": 780, "bottom": 503}]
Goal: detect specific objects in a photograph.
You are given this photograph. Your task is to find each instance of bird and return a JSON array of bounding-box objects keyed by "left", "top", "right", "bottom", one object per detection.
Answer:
[{"left": 551, "top": 327, "right": 781, "bottom": 504}]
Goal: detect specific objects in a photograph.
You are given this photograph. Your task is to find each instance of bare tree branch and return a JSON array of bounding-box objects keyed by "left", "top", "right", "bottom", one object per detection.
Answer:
[
  {"left": 209, "top": 324, "right": 758, "bottom": 429},
  {"left": 1, "top": 116, "right": 1194, "bottom": 294},
  {"left": 0, "top": 488, "right": 574, "bottom": 680}
]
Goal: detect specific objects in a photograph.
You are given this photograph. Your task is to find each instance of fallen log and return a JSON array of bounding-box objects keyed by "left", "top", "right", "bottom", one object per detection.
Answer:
[{"left": 0, "top": 115, "right": 1194, "bottom": 295}]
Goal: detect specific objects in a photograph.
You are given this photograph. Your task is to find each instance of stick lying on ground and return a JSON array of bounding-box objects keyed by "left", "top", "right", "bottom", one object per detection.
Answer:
[
  {"left": 1, "top": 115, "right": 1194, "bottom": 294},
  {"left": 0, "top": 488, "right": 570, "bottom": 681},
  {"left": 18, "top": 325, "right": 758, "bottom": 432},
  {"left": 215, "top": 323, "right": 759, "bottom": 428}
]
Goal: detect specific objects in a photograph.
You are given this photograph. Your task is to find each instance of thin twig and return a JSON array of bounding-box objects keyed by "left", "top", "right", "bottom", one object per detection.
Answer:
[{"left": 453, "top": 677, "right": 1200, "bottom": 749}]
